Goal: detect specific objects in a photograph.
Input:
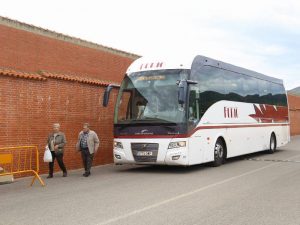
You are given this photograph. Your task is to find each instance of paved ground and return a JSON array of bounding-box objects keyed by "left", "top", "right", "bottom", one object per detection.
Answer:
[{"left": 1, "top": 136, "right": 300, "bottom": 225}]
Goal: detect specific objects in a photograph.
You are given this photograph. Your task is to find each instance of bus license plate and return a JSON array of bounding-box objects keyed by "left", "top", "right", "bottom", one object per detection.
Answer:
[{"left": 137, "top": 151, "right": 153, "bottom": 156}]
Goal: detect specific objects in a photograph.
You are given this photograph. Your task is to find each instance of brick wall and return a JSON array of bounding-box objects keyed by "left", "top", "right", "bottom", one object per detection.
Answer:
[
  {"left": 0, "top": 18, "right": 137, "bottom": 175},
  {"left": 288, "top": 94, "right": 300, "bottom": 136},
  {"left": 0, "top": 75, "right": 120, "bottom": 174},
  {"left": 0, "top": 21, "right": 135, "bottom": 82}
]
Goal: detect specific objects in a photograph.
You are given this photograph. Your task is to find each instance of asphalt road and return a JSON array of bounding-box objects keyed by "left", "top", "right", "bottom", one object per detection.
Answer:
[{"left": 1, "top": 136, "right": 300, "bottom": 225}]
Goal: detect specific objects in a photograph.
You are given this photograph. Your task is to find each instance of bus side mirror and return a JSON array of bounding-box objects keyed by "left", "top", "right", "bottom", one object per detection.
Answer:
[
  {"left": 177, "top": 80, "right": 198, "bottom": 105},
  {"left": 103, "top": 84, "right": 120, "bottom": 107},
  {"left": 178, "top": 80, "right": 188, "bottom": 105}
]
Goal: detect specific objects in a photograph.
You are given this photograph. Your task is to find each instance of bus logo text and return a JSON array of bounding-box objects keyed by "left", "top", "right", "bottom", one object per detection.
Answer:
[{"left": 224, "top": 107, "right": 238, "bottom": 118}]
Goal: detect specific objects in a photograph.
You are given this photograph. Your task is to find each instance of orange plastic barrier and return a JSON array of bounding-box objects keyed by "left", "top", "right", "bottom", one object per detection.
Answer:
[{"left": 0, "top": 146, "right": 45, "bottom": 186}]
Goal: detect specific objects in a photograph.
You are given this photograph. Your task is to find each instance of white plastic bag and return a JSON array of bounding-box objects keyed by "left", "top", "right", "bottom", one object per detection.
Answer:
[{"left": 43, "top": 146, "right": 53, "bottom": 162}]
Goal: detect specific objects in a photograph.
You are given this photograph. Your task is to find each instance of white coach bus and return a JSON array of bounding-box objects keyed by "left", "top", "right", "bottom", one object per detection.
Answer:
[{"left": 103, "top": 55, "right": 290, "bottom": 166}]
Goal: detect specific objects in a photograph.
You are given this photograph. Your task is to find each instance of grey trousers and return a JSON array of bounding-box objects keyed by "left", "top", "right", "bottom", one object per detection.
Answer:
[{"left": 81, "top": 148, "right": 94, "bottom": 173}]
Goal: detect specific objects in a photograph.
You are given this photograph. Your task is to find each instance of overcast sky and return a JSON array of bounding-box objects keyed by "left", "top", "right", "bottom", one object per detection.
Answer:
[{"left": 1, "top": 0, "right": 300, "bottom": 89}]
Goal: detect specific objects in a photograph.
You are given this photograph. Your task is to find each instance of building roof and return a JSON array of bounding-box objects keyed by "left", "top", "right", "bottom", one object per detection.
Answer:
[
  {"left": 0, "top": 16, "right": 139, "bottom": 60},
  {"left": 288, "top": 87, "right": 300, "bottom": 96},
  {"left": 0, "top": 67, "right": 117, "bottom": 86},
  {"left": 41, "top": 71, "right": 117, "bottom": 86},
  {"left": 0, "top": 67, "right": 46, "bottom": 81}
]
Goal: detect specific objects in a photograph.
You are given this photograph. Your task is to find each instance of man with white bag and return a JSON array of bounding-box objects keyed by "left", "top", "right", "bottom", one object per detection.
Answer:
[{"left": 46, "top": 123, "right": 67, "bottom": 178}]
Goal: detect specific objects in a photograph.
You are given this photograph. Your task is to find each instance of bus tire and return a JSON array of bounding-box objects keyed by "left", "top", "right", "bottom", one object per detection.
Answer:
[
  {"left": 212, "top": 139, "right": 225, "bottom": 167},
  {"left": 268, "top": 133, "right": 277, "bottom": 154}
]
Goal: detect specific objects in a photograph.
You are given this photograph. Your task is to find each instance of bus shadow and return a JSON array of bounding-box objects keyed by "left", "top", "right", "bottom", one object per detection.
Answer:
[
  {"left": 226, "top": 149, "right": 285, "bottom": 163},
  {"left": 117, "top": 163, "right": 210, "bottom": 174},
  {"left": 116, "top": 150, "right": 285, "bottom": 174}
]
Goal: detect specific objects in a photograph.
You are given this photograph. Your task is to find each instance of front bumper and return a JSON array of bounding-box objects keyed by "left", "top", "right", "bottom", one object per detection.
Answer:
[{"left": 113, "top": 139, "right": 188, "bottom": 166}]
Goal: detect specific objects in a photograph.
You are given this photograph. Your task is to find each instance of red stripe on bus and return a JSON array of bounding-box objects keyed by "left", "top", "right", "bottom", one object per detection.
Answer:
[
  {"left": 188, "top": 123, "right": 289, "bottom": 136},
  {"left": 114, "top": 123, "right": 289, "bottom": 139}
]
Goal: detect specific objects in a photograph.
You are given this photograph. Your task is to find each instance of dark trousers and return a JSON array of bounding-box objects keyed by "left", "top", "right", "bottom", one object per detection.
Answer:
[
  {"left": 81, "top": 148, "right": 94, "bottom": 173},
  {"left": 49, "top": 151, "right": 67, "bottom": 175}
]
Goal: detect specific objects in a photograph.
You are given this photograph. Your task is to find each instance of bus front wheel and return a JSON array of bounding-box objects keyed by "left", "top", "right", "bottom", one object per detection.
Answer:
[
  {"left": 212, "top": 139, "right": 225, "bottom": 167},
  {"left": 268, "top": 133, "right": 277, "bottom": 154}
]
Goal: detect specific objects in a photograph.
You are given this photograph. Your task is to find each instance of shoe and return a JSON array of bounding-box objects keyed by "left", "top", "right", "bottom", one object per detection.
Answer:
[
  {"left": 83, "top": 172, "right": 90, "bottom": 177},
  {"left": 63, "top": 172, "right": 67, "bottom": 177},
  {"left": 47, "top": 175, "right": 53, "bottom": 179}
]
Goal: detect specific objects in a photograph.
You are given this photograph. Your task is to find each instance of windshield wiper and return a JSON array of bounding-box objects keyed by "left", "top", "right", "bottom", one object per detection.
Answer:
[
  {"left": 117, "top": 117, "right": 177, "bottom": 126},
  {"left": 141, "top": 117, "right": 177, "bottom": 125}
]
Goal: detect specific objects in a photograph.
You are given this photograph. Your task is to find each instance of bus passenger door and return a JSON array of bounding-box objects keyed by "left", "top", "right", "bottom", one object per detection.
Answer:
[{"left": 188, "top": 87, "right": 204, "bottom": 165}]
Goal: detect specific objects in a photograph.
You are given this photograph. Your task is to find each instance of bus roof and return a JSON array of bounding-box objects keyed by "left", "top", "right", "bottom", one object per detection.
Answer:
[
  {"left": 126, "top": 55, "right": 284, "bottom": 85},
  {"left": 126, "top": 55, "right": 194, "bottom": 74},
  {"left": 192, "top": 55, "right": 284, "bottom": 85}
]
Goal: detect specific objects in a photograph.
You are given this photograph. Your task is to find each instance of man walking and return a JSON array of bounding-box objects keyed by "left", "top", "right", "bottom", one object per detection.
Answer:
[
  {"left": 76, "top": 123, "right": 100, "bottom": 177},
  {"left": 47, "top": 123, "right": 67, "bottom": 178}
]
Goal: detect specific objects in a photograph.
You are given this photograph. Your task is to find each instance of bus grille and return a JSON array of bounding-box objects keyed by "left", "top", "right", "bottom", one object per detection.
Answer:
[{"left": 131, "top": 143, "right": 159, "bottom": 162}]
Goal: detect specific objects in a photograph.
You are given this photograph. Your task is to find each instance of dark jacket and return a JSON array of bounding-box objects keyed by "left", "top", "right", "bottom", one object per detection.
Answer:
[{"left": 47, "top": 132, "right": 67, "bottom": 154}]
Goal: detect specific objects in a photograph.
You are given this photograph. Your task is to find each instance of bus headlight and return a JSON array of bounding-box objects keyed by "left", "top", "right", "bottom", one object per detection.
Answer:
[
  {"left": 168, "top": 141, "right": 186, "bottom": 149},
  {"left": 114, "top": 141, "right": 123, "bottom": 149}
]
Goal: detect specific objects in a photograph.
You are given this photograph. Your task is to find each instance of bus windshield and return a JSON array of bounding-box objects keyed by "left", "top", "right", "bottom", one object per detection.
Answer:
[{"left": 114, "top": 69, "right": 190, "bottom": 125}]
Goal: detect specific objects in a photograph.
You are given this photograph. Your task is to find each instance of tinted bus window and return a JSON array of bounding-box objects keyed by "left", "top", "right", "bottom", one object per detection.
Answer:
[
  {"left": 191, "top": 66, "right": 226, "bottom": 117},
  {"left": 243, "top": 76, "right": 260, "bottom": 103},
  {"left": 188, "top": 86, "right": 200, "bottom": 130},
  {"left": 222, "top": 70, "right": 244, "bottom": 102},
  {"left": 271, "top": 83, "right": 287, "bottom": 106},
  {"left": 194, "top": 66, "right": 225, "bottom": 94},
  {"left": 191, "top": 65, "right": 287, "bottom": 115},
  {"left": 258, "top": 79, "right": 272, "bottom": 105}
]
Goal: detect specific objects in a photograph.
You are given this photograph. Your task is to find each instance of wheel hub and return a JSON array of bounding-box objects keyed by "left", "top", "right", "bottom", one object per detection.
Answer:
[
  {"left": 215, "top": 144, "right": 223, "bottom": 158},
  {"left": 271, "top": 138, "right": 275, "bottom": 150}
]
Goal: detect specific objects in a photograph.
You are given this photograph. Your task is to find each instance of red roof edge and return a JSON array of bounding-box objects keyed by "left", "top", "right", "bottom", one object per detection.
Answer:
[
  {"left": 0, "top": 67, "right": 119, "bottom": 87},
  {"left": 0, "top": 67, "right": 46, "bottom": 81},
  {"left": 40, "top": 71, "right": 118, "bottom": 87}
]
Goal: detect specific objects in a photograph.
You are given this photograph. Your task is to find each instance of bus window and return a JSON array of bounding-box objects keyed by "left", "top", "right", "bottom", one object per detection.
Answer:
[
  {"left": 114, "top": 69, "right": 189, "bottom": 124},
  {"left": 116, "top": 90, "right": 132, "bottom": 121},
  {"left": 271, "top": 83, "right": 287, "bottom": 106},
  {"left": 243, "top": 76, "right": 259, "bottom": 103},
  {"left": 223, "top": 70, "right": 245, "bottom": 102},
  {"left": 193, "top": 66, "right": 226, "bottom": 117},
  {"left": 258, "top": 80, "right": 272, "bottom": 104},
  {"left": 188, "top": 87, "right": 200, "bottom": 129}
]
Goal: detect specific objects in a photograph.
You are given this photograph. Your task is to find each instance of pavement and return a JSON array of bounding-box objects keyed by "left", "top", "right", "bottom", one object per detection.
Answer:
[{"left": 0, "top": 136, "right": 300, "bottom": 225}]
